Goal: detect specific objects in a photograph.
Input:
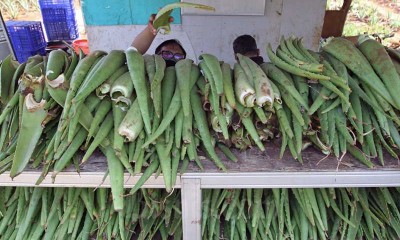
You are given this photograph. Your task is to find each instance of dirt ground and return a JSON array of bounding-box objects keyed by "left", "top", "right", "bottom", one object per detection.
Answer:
[
  {"left": 348, "top": 0, "right": 400, "bottom": 48},
  {"left": 372, "top": 0, "right": 400, "bottom": 14}
]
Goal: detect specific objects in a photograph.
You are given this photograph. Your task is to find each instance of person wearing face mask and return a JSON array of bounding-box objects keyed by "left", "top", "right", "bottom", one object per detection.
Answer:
[
  {"left": 233, "top": 34, "right": 264, "bottom": 65},
  {"left": 131, "top": 14, "right": 186, "bottom": 67}
]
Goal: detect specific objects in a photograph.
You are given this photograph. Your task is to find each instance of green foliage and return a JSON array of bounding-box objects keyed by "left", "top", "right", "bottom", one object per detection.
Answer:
[
  {"left": 17, "top": 0, "right": 30, "bottom": 11},
  {"left": 1, "top": 0, "right": 41, "bottom": 19},
  {"left": 388, "top": 13, "right": 400, "bottom": 28},
  {"left": 0, "top": 0, "right": 21, "bottom": 19},
  {"left": 327, "top": 0, "right": 399, "bottom": 46},
  {"left": 352, "top": 1, "right": 376, "bottom": 20},
  {"left": 29, "top": 0, "right": 40, "bottom": 11},
  {"left": 326, "top": 0, "right": 344, "bottom": 10}
]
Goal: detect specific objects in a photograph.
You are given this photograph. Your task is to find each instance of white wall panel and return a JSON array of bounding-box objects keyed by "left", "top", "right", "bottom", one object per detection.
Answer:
[
  {"left": 280, "top": 0, "right": 326, "bottom": 50},
  {"left": 86, "top": 0, "right": 326, "bottom": 65},
  {"left": 181, "top": 0, "right": 266, "bottom": 15}
]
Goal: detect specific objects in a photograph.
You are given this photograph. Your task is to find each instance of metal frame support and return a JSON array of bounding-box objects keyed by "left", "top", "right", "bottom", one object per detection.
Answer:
[
  {"left": 181, "top": 178, "right": 202, "bottom": 240},
  {"left": 183, "top": 171, "right": 400, "bottom": 188},
  {"left": 0, "top": 10, "right": 15, "bottom": 59}
]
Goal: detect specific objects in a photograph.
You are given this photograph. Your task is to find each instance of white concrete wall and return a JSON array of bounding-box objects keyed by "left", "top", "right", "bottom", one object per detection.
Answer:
[
  {"left": 280, "top": 0, "right": 327, "bottom": 50},
  {"left": 86, "top": 0, "right": 326, "bottom": 65}
]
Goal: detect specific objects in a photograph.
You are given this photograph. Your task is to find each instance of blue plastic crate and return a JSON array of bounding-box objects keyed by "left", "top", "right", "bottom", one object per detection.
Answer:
[
  {"left": 42, "top": 8, "right": 79, "bottom": 41},
  {"left": 38, "top": 0, "right": 73, "bottom": 9},
  {"left": 39, "top": 0, "right": 79, "bottom": 41},
  {"left": 6, "top": 21, "right": 46, "bottom": 51},
  {"left": 15, "top": 47, "right": 46, "bottom": 64}
]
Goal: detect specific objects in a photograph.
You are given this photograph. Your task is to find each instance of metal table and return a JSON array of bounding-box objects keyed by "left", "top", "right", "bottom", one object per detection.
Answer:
[{"left": 1, "top": 146, "right": 399, "bottom": 239}]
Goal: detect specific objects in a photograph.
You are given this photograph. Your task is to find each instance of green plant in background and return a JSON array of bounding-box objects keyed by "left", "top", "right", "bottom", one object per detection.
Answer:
[
  {"left": 369, "top": 10, "right": 379, "bottom": 25},
  {"left": 327, "top": 0, "right": 399, "bottom": 46},
  {"left": 17, "top": 0, "right": 31, "bottom": 11},
  {"left": 326, "top": 0, "right": 344, "bottom": 10},
  {"left": 343, "top": 21, "right": 391, "bottom": 39},
  {"left": 389, "top": 13, "right": 400, "bottom": 28},
  {"left": 352, "top": 1, "right": 375, "bottom": 20},
  {"left": 29, "top": 0, "right": 40, "bottom": 11},
  {"left": 0, "top": 0, "right": 21, "bottom": 19},
  {"left": 1, "top": 0, "right": 41, "bottom": 19}
]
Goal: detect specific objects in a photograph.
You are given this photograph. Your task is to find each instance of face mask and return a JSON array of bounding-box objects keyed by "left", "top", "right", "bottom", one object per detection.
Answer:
[
  {"left": 250, "top": 56, "right": 264, "bottom": 65},
  {"left": 165, "top": 59, "right": 176, "bottom": 67}
]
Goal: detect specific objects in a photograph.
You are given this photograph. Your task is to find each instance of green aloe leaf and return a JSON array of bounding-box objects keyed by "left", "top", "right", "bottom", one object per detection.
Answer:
[{"left": 154, "top": 2, "right": 215, "bottom": 34}]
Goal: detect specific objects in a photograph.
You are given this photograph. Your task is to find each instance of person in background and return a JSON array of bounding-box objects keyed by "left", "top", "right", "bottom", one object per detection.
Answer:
[
  {"left": 131, "top": 14, "right": 186, "bottom": 67},
  {"left": 233, "top": 34, "right": 264, "bottom": 65}
]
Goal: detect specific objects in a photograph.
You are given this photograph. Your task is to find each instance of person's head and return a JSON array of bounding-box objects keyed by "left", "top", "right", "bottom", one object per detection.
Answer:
[
  {"left": 233, "top": 34, "right": 260, "bottom": 59},
  {"left": 155, "top": 39, "right": 186, "bottom": 67}
]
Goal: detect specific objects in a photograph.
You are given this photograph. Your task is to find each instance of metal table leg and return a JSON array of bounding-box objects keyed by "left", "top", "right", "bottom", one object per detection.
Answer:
[{"left": 181, "top": 178, "right": 202, "bottom": 240}]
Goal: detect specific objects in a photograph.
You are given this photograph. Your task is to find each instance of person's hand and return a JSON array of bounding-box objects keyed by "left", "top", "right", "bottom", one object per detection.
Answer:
[{"left": 147, "top": 13, "right": 174, "bottom": 35}]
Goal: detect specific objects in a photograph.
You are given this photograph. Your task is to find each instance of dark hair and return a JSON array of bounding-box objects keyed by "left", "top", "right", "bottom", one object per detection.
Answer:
[
  {"left": 233, "top": 35, "right": 258, "bottom": 54},
  {"left": 155, "top": 39, "right": 186, "bottom": 56}
]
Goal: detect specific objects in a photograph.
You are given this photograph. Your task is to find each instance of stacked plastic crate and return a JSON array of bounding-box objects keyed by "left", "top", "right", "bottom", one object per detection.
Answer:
[
  {"left": 5, "top": 21, "right": 46, "bottom": 63},
  {"left": 39, "top": 0, "right": 79, "bottom": 42}
]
